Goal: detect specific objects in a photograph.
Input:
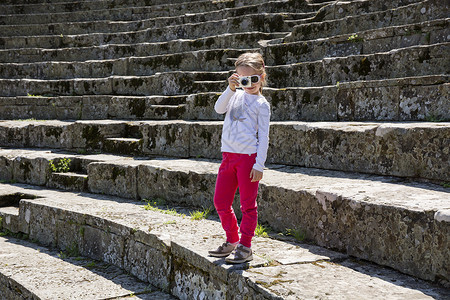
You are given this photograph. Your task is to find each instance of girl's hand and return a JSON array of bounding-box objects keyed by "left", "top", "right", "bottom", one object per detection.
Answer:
[
  {"left": 250, "top": 168, "right": 263, "bottom": 182},
  {"left": 228, "top": 73, "right": 240, "bottom": 92}
]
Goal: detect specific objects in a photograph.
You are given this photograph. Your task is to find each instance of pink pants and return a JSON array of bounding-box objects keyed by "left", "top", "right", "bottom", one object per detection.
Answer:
[{"left": 213, "top": 152, "right": 259, "bottom": 248}]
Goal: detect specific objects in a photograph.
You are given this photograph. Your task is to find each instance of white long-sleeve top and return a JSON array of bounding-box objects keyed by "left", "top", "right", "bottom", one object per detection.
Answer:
[{"left": 214, "top": 86, "right": 271, "bottom": 172}]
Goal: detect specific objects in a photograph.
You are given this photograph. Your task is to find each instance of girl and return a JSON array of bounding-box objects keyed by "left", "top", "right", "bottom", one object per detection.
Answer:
[{"left": 208, "top": 52, "right": 270, "bottom": 264}]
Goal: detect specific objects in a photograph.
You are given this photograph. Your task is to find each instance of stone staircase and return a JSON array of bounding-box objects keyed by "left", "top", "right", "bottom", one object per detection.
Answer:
[{"left": 0, "top": 0, "right": 449, "bottom": 299}]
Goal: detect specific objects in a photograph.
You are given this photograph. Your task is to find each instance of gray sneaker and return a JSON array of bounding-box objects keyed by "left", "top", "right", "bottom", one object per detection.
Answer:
[
  {"left": 225, "top": 244, "right": 253, "bottom": 264},
  {"left": 208, "top": 242, "right": 237, "bottom": 258}
]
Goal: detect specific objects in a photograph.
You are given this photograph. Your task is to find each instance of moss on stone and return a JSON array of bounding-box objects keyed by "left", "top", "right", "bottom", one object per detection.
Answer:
[
  {"left": 418, "top": 49, "right": 431, "bottom": 63},
  {"left": 19, "top": 161, "right": 32, "bottom": 180},
  {"left": 129, "top": 98, "right": 146, "bottom": 118},
  {"left": 194, "top": 94, "right": 213, "bottom": 107},
  {"left": 129, "top": 78, "right": 144, "bottom": 89},
  {"left": 82, "top": 125, "right": 102, "bottom": 149},
  {"left": 352, "top": 57, "right": 371, "bottom": 76},
  {"left": 302, "top": 91, "right": 311, "bottom": 104},
  {"left": 45, "top": 127, "right": 62, "bottom": 139},
  {"left": 312, "top": 9, "right": 327, "bottom": 23},
  {"left": 111, "top": 166, "right": 126, "bottom": 181},
  {"left": 200, "top": 130, "right": 212, "bottom": 145}
]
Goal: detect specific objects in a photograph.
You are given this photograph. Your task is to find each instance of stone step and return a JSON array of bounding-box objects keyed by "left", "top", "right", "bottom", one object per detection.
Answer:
[
  {"left": 299, "top": 0, "right": 424, "bottom": 24},
  {"left": 2, "top": 42, "right": 447, "bottom": 85},
  {"left": 0, "top": 31, "right": 281, "bottom": 63},
  {"left": 265, "top": 42, "right": 449, "bottom": 87},
  {"left": 0, "top": 48, "right": 252, "bottom": 80},
  {"left": 0, "top": 236, "right": 175, "bottom": 299},
  {"left": 0, "top": 71, "right": 229, "bottom": 97},
  {"left": 264, "top": 18, "right": 450, "bottom": 65},
  {"left": 0, "top": 153, "right": 449, "bottom": 287},
  {"left": 0, "top": 13, "right": 297, "bottom": 50},
  {"left": 0, "top": 0, "right": 191, "bottom": 5},
  {"left": 284, "top": 0, "right": 448, "bottom": 43},
  {"left": 0, "top": 0, "right": 287, "bottom": 17},
  {"left": 0, "top": 2, "right": 316, "bottom": 37},
  {"left": 104, "top": 137, "right": 143, "bottom": 156},
  {"left": 2, "top": 76, "right": 447, "bottom": 122},
  {"left": 0, "top": 119, "right": 448, "bottom": 181},
  {"left": 0, "top": 94, "right": 190, "bottom": 120},
  {"left": 1, "top": 41, "right": 449, "bottom": 95},
  {"left": 0, "top": 0, "right": 192, "bottom": 9},
  {"left": 47, "top": 171, "right": 89, "bottom": 192}
]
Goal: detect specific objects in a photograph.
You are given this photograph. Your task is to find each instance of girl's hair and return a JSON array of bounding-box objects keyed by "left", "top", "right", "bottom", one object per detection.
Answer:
[{"left": 235, "top": 52, "right": 266, "bottom": 92}]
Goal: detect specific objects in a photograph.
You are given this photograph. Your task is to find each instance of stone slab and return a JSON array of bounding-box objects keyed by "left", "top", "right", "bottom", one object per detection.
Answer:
[
  {"left": 0, "top": 76, "right": 447, "bottom": 122},
  {"left": 0, "top": 119, "right": 448, "bottom": 181},
  {"left": 0, "top": 32, "right": 276, "bottom": 63},
  {"left": 285, "top": 0, "right": 448, "bottom": 42},
  {"left": 241, "top": 260, "right": 450, "bottom": 300},
  {"left": 264, "top": 18, "right": 450, "bottom": 65},
  {"left": 0, "top": 236, "right": 175, "bottom": 300},
  {"left": 0, "top": 182, "right": 449, "bottom": 299},
  {"left": 266, "top": 43, "right": 450, "bottom": 87},
  {"left": 0, "top": 149, "right": 448, "bottom": 283}
]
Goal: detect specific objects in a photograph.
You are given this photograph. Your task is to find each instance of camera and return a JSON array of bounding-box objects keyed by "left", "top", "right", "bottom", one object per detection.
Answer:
[{"left": 238, "top": 76, "right": 252, "bottom": 88}]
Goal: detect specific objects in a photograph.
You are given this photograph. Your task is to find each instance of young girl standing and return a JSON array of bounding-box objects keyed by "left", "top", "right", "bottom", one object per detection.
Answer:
[{"left": 208, "top": 52, "right": 270, "bottom": 264}]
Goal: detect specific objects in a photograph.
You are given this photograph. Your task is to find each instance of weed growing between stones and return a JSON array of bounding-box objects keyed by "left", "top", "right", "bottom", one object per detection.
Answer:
[
  {"left": 255, "top": 223, "right": 270, "bottom": 237},
  {"left": 425, "top": 115, "right": 444, "bottom": 122},
  {"left": 347, "top": 34, "right": 363, "bottom": 43},
  {"left": 190, "top": 207, "right": 212, "bottom": 220},
  {"left": 163, "top": 220, "right": 177, "bottom": 225},
  {"left": 84, "top": 261, "right": 96, "bottom": 268},
  {"left": 26, "top": 93, "right": 43, "bottom": 98},
  {"left": 0, "top": 228, "right": 29, "bottom": 240},
  {"left": 143, "top": 198, "right": 185, "bottom": 217},
  {"left": 57, "top": 241, "right": 80, "bottom": 259},
  {"left": 283, "top": 228, "right": 306, "bottom": 242},
  {"left": 442, "top": 182, "right": 450, "bottom": 188},
  {"left": 49, "top": 158, "right": 71, "bottom": 173}
]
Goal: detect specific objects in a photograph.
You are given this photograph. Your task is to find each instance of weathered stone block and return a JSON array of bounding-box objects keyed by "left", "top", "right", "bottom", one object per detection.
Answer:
[
  {"left": 87, "top": 162, "right": 138, "bottom": 199},
  {"left": 266, "top": 87, "right": 338, "bottom": 121},
  {"left": 13, "top": 156, "right": 49, "bottom": 185},
  {"left": 399, "top": 83, "right": 449, "bottom": 121},
  {"left": 71, "top": 121, "right": 125, "bottom": 150},
  {"left": 0, "top": 208, "right": 20, "bottom": 234},
  {"left": 186, "top": 93, "right": 223, "bottom": 120},
  {"left": 137, "top": 162, "right": 217, "bottom": 208},
  {"left": 124, "top": 238, "right": 171, "bottom": 291},
  {"left": 81, "top": 96, "right": 111, "bottom": 119},
  {"left": 47, "top": 172, "right": 88, "bottom": 192},
  {"left": 171, "top": 256, "right": 228, "bottom": 300},
  {"left": 73, "top": 77, "right": 112, "bottom": 95},
  {"left": 337, "top": 85, "right": 400, "bottom": 121},
  {"left": 0, "top": 156, "right": 14, "bottom": 182},
  {"left": 55, "top": 213, "right": 85, "bottom": 254},
  {"left": 432, "top": 214, "right": 450, "bottom": 283},
  {"left": 28, "top": 122, "right": 73, "bottom": 149},
  {"left": 141, "top": 121, "right": 190, "bottom": 157},
  {"left": 0, "top": 121, "right": 28, "bottom": 147},
  {"left": 81, "top": 224, "right": 126, "bottom": 268},
  {"left": 189, "top": 122, "right": 222, "bottom": 159},
  {"left": 21, "top": 201, "right": 58, "bottom": 246},
  {"left": 268, "top": 122, "right": 450, "bottom": 181},
  {"left": 103, "top": 138, "right": 143, "bottom": 156}
]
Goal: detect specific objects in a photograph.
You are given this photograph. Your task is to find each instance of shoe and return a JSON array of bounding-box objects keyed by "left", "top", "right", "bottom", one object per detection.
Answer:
[
  {"left": 208, "top": 242, "right": 237, "bottom": 258},
  {"left": 225, "top": 244, "right": 253, "bottom": 264}
]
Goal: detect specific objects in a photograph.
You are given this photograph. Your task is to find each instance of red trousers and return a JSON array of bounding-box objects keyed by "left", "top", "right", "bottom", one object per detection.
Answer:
[{"left": 213, "top": 152, "right": 259, "bottom": 248}]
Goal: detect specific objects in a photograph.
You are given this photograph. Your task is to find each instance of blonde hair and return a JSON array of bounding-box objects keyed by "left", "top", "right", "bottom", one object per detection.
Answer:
[{"left": 235, "top": 52, "right": 266, "bottom": 92}]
